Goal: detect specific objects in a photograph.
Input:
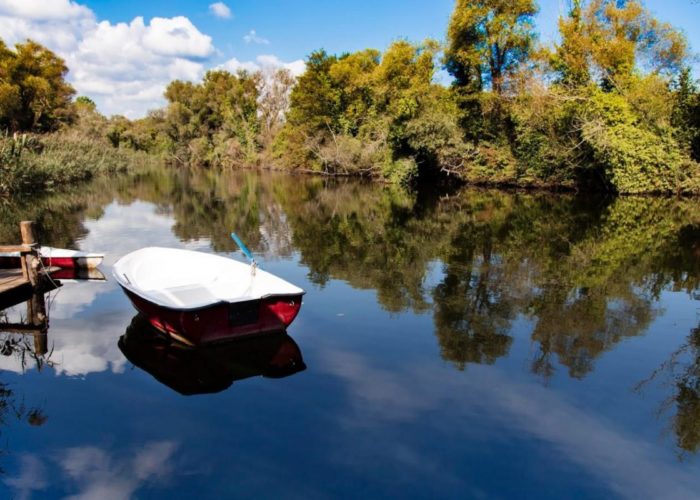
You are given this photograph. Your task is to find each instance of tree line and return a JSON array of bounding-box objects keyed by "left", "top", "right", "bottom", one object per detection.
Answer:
[{"left": 2, "top": 0, "right": 700, "bottom": 194}]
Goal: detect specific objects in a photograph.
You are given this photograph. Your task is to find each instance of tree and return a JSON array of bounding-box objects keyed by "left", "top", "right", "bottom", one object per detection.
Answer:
[
  {"left": 445, "top": 0, "right": 538, "bottom": 95},
  {"left": 258, "top": 68, "right": 296, "bottom": 148},
  {"left": 0, "top": 38, "right": 75, "bottom": 132},
  {"left": 550, "top": 0, "right": 590, "bottom": 86},
  {"left": 549, "top": 0, "right": 688, "bottom": 88},
  {"left": 285, "top": 50, "right": 342, "bottom": 134},
  {"left": 74, "top": 95, "right": 96, "bottom": 111},
  {"left": 672, "top": 68, "right": 700, "bottom": 162},
  {"left": 163, "top": 69, "right": 260, "bottom": 165}
]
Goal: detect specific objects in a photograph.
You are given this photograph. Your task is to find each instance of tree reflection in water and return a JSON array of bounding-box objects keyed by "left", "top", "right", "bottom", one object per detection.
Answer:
[
  {"left": 636, "top": 320, "right": 700, "bottom": 457},
  {"left": 673, "top": 324, "right": 700, "bottom": 455},
  {"left": 4, "top": 167, "right": 700, "bottom": 378},
  {"left": 2, "top": 166, "right": 700, "bottom": 449}
]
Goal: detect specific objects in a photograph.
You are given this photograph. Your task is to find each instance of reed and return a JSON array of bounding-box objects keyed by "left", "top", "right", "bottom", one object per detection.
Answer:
[{"left": 0, "top": 131, "right": 157, "bottom": 195}]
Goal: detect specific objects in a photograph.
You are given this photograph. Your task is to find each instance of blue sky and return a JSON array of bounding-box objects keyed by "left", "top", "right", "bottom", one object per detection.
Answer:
[
  {"left": 85, "top": 0, "right": 700, "bottom": 66},
  {"left": 0, "top": 0, "right": 697, "bottom": 116}
]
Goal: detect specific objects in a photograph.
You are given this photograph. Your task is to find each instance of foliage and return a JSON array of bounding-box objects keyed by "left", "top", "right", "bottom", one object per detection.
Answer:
[
  {"left": 580, "top": 87, "right": 690, "bottom": 193},
  {"left": 548, "top": 0, "right": 688, "bottom": 88},
  {"left": 503, "top": 0, "right": 698, "bottom": 194},
  {"left": 2, "top": 7, "right": 700, "bottom": 194},
  {"left": 672, "top": 68, "right": 700, "bottom": 162},
  {"left": 0, "top": 129, "right": 154, "bottom": 195},
  {"left": 0, "top": 38, "right": 75, "bottom": 132},
  {"left": 277, "top": 41, "right": 472, "bottom": 184},
  {"left": 444, "top": 0, "right": 538, "bottom": 95},
  {"left": 161, "top": 70, "right": 261, "bottom": 167}
]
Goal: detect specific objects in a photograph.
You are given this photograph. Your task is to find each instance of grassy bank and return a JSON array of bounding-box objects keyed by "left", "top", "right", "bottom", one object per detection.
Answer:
[{"left": 0, "top": 131, "right": 157, "bottom": 196}]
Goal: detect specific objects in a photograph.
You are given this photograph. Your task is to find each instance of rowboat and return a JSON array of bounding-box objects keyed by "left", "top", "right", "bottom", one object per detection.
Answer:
[
  {"left": 113, "top": 247, "right": 304, "bottom": 345},
  {"left": 119, "top": 313, "right": 306, "bottom": 395},
  {"left": 0, "top": 246, "right": 104, "bottom": 270}
]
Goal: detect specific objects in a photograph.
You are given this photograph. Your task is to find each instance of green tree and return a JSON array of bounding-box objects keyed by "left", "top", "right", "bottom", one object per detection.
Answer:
[
  {"left": 550, "top": 0, "right": 590, "bottom": 86},
  {"left": 278, "top": 41, "right": 470, "bottom": 183},
  {"left": 549, "top": 0, "right": 688, "bottom": 88},
  {"left": 672, "top": 68, "right": 700, "bottom": 162},
  {"left": 0, "top": 38, "right": 75, "bottom": 132},
  {"left": 445, "top": 0, "right": 538, "bottom": 95},
  {"left": 163, "top": 69, "right": 260, "bottom": 166},
  {"left": 74, "top": 95, "right": 96, "bottom": 110}
]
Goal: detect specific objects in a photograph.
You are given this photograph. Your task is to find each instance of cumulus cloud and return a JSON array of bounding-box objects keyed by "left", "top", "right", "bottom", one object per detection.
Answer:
[
  {"left": 141, "top": 17, "right": 214, "bottom": 58},
  {"left": 243, "top": 29, "right": 270, "bottom": 45},
  {"left": 0, "top": 0, "right": 92, "bottom": 21},
  {"left": 0, "top": 3, "right": 213, "bottom": 117},
  {"left": 209, "top": 2, "right": 232, "bottom": 19},
  {"left": 0, "top": 1, "right": 303, "bottom": 117},
  {"left": 220, "top": 54, "right": 306, "bottom": 77}
]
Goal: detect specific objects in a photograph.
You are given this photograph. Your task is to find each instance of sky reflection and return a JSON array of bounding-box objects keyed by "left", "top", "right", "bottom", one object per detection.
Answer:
[{"left": 1, "top": 170, "right": 700, "bottom": 498}]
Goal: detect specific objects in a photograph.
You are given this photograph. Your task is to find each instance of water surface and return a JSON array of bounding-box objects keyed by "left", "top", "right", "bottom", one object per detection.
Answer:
[{"left": 1, "top": 168, "right": 700, "bottom": 499}]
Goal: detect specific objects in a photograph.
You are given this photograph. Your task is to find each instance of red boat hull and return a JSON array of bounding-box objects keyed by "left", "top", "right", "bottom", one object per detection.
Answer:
[
  {"left": 0, "top": 256, "right": 99, "bottom": 270},
  {"left": 122, "top": 288, "right": 303, "bottom": 345}
]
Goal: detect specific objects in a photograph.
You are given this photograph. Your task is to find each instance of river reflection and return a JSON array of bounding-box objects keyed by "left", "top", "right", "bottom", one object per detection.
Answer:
[
  {"left": 119, "top": 314, "right": 306, "bottom": 395},
  {"left": 1, "top": 166, "right": 700, "bottom": 497}
]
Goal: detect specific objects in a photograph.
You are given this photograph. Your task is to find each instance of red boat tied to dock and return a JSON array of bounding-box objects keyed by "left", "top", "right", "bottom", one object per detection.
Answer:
[{"left": 0, "top": 246, "right": 104, "bottom": 270}]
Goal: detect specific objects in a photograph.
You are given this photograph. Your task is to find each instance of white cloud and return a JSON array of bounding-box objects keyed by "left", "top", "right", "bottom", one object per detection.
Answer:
[
  {"left": 0, "top": 1, "right": 302, "bottom": 117},
  {"left": 243, "top": 29, "right": 270, "bottom": 45},
  {"left": 141, "top": 16, "right": 214, "bottom": 58},
  {"left": 219, "top": 57, "right": 261, "bottom": 75},
  {"left": 220, "top": 54, "right": 306, "bottom": 77},
  {"left": 256, "top": 55, "right": 306, "bottom": 76},
  {"left": 318, "top": 348, "right": 700, "bottom": 500},
  {"left": 209, "top": 2, "right": 232, "bottom": 19},
  {"left": 0, "top": 0, "right": 92, "bottom": 21},
  {"left": 0, "top": 4, "right": 213, "bottom": 118},
  {"left": 6, "top": 441, "right": 178, "bottom": 500}
]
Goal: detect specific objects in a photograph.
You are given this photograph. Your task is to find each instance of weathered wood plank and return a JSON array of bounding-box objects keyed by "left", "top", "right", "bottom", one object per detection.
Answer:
[
  {"left": 0, "top": 266, "right": 60, "bottom": 295},
  {"left": 0, "top": 268, "right": 27, "bottom": 291},
  {"left": 0, "top": 245, "right": 33, "bottom": 253}
]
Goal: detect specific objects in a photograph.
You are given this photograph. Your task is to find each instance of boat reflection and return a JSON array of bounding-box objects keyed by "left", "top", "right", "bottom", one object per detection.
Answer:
[
  {"left": 49, "top": 267, "right": 107, "bottom": 282},
  {"left": 118, "top": 314, "right": 306, "bottom": 395}
]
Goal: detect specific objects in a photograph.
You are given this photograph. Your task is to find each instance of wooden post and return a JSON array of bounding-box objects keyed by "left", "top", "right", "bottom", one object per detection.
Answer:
[
  {"left": 19, "top": 221, "right": 39, "bottom": 287},
  {"left": 20, "top": 221, "right": 36, "bottom": 246},
  {"left": 29, "top": 291, "right": 48, "bottom": 356}
]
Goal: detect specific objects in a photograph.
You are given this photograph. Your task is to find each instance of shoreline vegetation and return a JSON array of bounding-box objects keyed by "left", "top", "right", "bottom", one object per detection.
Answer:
[{"left": 1, "top": 0, "right": 700, "bottom": 196}]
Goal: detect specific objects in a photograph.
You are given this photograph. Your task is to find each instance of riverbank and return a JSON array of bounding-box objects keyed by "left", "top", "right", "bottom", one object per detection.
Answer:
[{"left": 0, "top": 131, "right": 158, "bottom": 196}]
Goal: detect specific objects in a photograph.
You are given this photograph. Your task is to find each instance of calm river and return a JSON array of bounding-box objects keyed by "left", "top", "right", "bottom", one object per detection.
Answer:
[{"left": 1, "top": 167, "right": 700, "bottom": 498}]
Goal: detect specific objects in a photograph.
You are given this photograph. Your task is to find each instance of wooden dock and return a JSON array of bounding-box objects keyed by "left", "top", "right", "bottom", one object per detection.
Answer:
[
  {"left": 0, "top": 267, "right": 60, "bottom": 297},
  {"left": 0, "top": 268, "right": 29, "bottom": 294},
  {"left": 0, "top": 221, "right": 60, "bottom": 308},
  {"left": 0, "top": 222, "right": 63, "bottom": 357}
]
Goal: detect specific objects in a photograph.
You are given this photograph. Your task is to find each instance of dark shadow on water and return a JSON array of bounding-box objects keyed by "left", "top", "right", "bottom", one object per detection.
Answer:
[{"left": 118, "top": 314, "right": 306, "bottom": 396}]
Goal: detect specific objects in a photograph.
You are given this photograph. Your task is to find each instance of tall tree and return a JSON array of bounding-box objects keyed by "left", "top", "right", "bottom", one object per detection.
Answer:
[
  {"left": 258, "top": 68, "right": 296, "bottom": 147},
  {"left": 550, "top": 0, "right": 590, "bottom": 86},
  {"left": 671, "top": 67, "right": 700, "bottom": 162},
  {"left": 0, "top": 38, "right": 75, "bottom": 132},
  {"left": 550, "top": 0, "right": 688, "bottom": 88},
  {"left": 445, "top": 0, "right": 538, "bottom": 95}
]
